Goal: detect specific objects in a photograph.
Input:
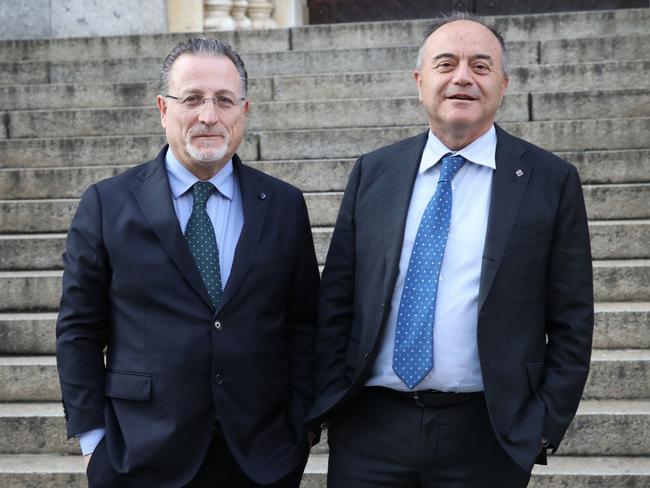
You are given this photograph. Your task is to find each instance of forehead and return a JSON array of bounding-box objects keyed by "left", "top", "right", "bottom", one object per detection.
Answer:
[
  {"left": 423, "top": 20, "right": 503, "bottom": 59},
  {"left": 168, "top": 54, "right": 241, "bottom": 93}
]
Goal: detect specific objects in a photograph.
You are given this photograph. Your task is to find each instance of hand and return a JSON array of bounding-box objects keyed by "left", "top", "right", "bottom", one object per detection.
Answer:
[{"left": 84, "top": 453, "right": 92, "bottom": 469}]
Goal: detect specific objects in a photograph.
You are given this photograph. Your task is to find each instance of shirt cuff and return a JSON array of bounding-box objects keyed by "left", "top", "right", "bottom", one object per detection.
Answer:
[{"left": 77, "top": 428, "right": 105, "bottom": 455}]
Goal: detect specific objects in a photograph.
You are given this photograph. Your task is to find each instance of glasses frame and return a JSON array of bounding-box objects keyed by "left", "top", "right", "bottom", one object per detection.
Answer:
[{"left": 164, "top": 94, "right": 247, "bottom": 113}]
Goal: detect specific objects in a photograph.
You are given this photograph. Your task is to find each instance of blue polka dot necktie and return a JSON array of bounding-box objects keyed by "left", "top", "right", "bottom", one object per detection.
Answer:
[
  {"left": 185, "top": 181, "right": 223, "bottom": 308},
  {"left": 393, "top": 154, "right": 466, "bottom": 389}
]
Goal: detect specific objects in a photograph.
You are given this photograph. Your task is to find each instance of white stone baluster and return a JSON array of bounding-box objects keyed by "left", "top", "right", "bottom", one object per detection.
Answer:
[
  {"left": 248, "top": 0, "right": 277, "bottom": 29},
  {"left": 231, "top": 0, "right": 252, "bottom": 30},
  {"left": 203, "top": 0, "right": 236, "bottom": 31}
]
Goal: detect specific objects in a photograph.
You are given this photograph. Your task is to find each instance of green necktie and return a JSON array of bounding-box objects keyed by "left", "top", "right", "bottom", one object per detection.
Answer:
[{"left": 185, "top": 181, "right": 223, "bottom": 308}]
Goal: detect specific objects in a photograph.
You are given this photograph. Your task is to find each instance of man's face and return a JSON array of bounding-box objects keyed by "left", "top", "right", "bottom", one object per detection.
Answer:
[
  {"left": 414, "top": 20, "right": 509, "bottom": 147},
  {"left": 156, "top": 54, "right": 249, "bottom": 178}
]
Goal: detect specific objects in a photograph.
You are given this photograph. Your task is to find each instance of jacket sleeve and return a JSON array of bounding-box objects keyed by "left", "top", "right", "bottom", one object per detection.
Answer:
[
  {"left": 56, "top": 184, "right": 110, "bottom": 438},
  {"left": 286, "top": 192, "right": 320, "bottom": 418},
  {"left": 539, "top": 165, "right": 594, "bottom": 448},
  {"left": 314, "top": 158, "right": 362, "bottom": 406}
]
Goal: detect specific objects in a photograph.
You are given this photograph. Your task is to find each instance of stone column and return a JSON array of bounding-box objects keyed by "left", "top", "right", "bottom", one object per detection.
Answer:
[
  {"left": 231, "top": 0, "right": 252, "bottom": 30},
  {"left": 203, "top": 0, "right": 236, "bottom": 31},
  {"left": 248, "top": 0, "right": 277, "bottom": 29}
]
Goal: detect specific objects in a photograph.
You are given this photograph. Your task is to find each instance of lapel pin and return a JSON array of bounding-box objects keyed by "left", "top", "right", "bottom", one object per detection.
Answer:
[
  {"left": 258, "top": 192, "right": 266, "bottom": 200},
  {"left": 515, "top": 169, "right": 524, "bottom": 177}
]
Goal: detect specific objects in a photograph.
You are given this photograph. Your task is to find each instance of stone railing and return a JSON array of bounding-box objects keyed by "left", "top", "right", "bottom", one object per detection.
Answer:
[{"left": 204, "top": 0, "right": 277, "bottom": 31}]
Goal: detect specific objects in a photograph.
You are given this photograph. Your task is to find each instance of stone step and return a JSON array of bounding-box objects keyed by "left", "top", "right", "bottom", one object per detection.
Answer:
[
  {"left": 0, "top": 30, "right": 289, "bottom": 64},
  {"left": 589, "top": 220, "right": 650, "bottom": 260},
  {"left": 0, "top": 349, "right": 647, "bottom": 402},
  {"left": 0, "top": 313, "right": 58, "bottom": 355},
  {"left": 0, "top": 78, "right": 272, "bottom": 111},
  {"left": 1, "top": 93, "right": 529, "bottom": 139},
  {"left": 0, "top": 219, "right": 646, "bottom": 275},
  {"left": 0, "top": 9, "right": 646, "bottom": 65},
  {"left": 532, "top": 88, "right": 650, "bottom": 121},
  {"left": 594, "top": 303, "right": 650, "bottom": 350},
  {"left": 542, "top": 34, "right": 650, "bottom": 64},
  {"left": 585, "top": 349, "right": 650, "bottom": 400},
  {"left": 0, "top": 118, "right": 647, "bottom": 168},
  {"left": 257, "top": 119, "right": 650, "bottom": 160},
  {"left": 0, "top": 400, "right": 648, "bottom": 455},
  {"left": 0, "top": 271, "right": 61, "bottom": 312},
  {"left": 529, "top": 456, "right": 650, "bottom": 488},
  {"left": 0, "top": 134, "right": 257, "bottom": 169},
  {"left": 3, "top": 33, "right": 647, "bottom": 86},
  {"left": 5, "top": 89, "right": 648, "bottom": 139},
  {"left": 0, "top": 453, "right": 649, "bottom": 488},
  {"left": 0, "top": 357, "right": 59, "bottom": 402},
  {"left": 291, "top": 8, "right": 650, "bottom": 50},
  {"left": 560, "top": 400, "right": 650, "bottom": 457},
  {"left": 0, "top": 260, "right": 647, "bottom": 311},
  {"left": 2, "top": 61, "right": 646, "bottom": 113},
  {"left": 0, "top": 183, "right": 648, "bottom": 234},
  {"left": 1, "top": 148, "right": 647, "bottom": 200},
  {"left": 269, "top": 61, "right": 650, "bottom": 102},
  {"left": 592, "top": 261, "right": 650, "bottom": 303},
  {"left": 3, "top": 303, "right": 648, "bottom": 355},
  {"left": 0, "top": 454, "right": 84, "bottom": 488},
  {"left": 0, "top": 403, "right": 78, "bottom": 455},
  {"left": 0, "top": 43, "right": 529, "bottom": 86}
]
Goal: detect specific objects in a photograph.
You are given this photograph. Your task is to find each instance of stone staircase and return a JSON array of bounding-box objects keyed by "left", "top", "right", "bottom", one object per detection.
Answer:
[{"left": 0, "top": 7, "right": 649, "bottom": 487}]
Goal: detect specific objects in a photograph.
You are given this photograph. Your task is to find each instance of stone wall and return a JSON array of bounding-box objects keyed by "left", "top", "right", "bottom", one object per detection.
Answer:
[
  {"left": 0, "top": 0, "right": 305, "bottom": 41},
  {"left": 0, "top": 0, "right": 168, "bottom": 40}
]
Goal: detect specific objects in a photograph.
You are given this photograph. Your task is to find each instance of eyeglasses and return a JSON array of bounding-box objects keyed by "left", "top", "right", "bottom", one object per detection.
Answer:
[{"left": 165, "top": 94, "right": 246, "bottom": 113}]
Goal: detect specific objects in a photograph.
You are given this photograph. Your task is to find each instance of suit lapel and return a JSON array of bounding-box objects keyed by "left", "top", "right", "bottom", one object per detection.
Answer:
[
  {"left": 478, "top": 126, "right": 534, "bottom": 308},
  {"left": 381, "top": 131, "right": 428, "bottom": 301},
  {"left": 130, "top": 147, "right": 214, "bottom": 309},
  {"left": 216, "top": 155, "right": 269, "bottom": 313}
]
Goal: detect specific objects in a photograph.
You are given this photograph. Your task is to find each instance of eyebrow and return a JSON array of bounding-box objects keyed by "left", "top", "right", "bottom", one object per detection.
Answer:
[
  {"left": 179, "top": 87, "right": 238, "bottom": 97},
  {"left": 432, "top": 53, "right": 495, "bottom": 64}
]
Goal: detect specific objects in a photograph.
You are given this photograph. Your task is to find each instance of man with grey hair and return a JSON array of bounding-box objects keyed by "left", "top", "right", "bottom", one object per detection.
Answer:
[
  {"left": 310, "top": 13, "right": 593, "bottom": 487},
  {"left": 56, "top": 37, "right": 319, "bottom": 487}
]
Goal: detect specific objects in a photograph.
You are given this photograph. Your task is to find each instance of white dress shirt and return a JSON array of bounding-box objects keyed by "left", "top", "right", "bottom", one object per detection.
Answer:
[
  {"left": 78, "top": 148, "right": 244, "bottom": 455},
  {"left": 365, "top": 126, "right": 496, "bottom": 392}
]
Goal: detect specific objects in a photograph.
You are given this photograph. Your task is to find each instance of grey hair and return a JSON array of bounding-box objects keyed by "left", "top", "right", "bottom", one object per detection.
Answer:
[
  {"left": 415, "top": 12, "right": 509, "bottom": 77},
  {"left": 160, "top": 36, "right": 248, "bottom": 98}
]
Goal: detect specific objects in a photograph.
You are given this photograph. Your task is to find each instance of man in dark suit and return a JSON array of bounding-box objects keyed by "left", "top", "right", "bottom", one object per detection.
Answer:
[
  {"left": 310, "top": 14, "right": 594, "bottom": 487},
  {"left": 56, "top": 37, "right": 319, "bottom": 487}
]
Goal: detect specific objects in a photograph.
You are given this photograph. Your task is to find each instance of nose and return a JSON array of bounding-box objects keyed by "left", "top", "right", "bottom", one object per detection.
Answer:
[
  {"left": 197, "top": 98, "right": 221, "bottom": 125},
  {"left": 451, "top": 62, "right": 473, "bottom": 85}
]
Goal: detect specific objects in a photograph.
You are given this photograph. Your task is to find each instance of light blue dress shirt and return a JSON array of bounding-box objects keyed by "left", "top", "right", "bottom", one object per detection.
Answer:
[
  {"left": 366, "top": 126, "right": 496, "bottom": 392},
  {"left": 78, "top": 148, "right": 244, "bottom": 455}
]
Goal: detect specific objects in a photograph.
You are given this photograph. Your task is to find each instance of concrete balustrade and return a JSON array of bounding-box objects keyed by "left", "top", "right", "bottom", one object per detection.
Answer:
[{"left": 203, "top": 0, "right": 277, "bottom": 31}]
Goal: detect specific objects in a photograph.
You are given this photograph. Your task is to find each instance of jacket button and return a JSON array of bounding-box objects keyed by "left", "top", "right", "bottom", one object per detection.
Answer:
[
  {"left": 214, "top": 320, "right": 222, "bottom": 330},
  {"left": 364, "top": 352, "right": 370, "bottom": 359},
  {"left": 214, "top": 373, "right": 223, "bottom": 384}
]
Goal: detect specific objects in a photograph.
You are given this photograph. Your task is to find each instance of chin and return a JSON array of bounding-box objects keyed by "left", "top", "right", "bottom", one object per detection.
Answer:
[{"left": 186, "top": 142, "right": 229, "bottom": 164}]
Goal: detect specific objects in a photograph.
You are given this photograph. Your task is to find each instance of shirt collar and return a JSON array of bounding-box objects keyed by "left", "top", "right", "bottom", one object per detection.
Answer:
[
  {"left": 165, "top": 147, "right": 235, "bottom": 201},
  {"left": 419, "top": 125, "right": 497, "bottom": 174}
]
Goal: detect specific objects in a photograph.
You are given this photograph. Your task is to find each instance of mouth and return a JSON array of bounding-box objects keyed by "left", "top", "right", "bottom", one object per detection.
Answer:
[{"left": 446, "top": 94, "right": 478, "bottom": 101}]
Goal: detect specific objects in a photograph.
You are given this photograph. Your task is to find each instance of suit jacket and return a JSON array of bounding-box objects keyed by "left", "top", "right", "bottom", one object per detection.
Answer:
[
  {"left": 310, "top": 126, "right": 594, "bottom": 473},
  {"left": 56, "top": 146, "right": 320, "bottom": 487}
]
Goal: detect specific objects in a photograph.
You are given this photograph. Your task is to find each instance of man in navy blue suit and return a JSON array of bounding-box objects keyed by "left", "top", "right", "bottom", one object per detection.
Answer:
[
  {"left": 56, "top": 37, "right": 319, "bottom": 487},
  {"left": 311, "top": 14, "right": 593, "bottom": 488}
]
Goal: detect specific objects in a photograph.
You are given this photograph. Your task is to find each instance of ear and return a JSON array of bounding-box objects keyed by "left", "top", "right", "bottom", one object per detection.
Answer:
[
  {"left": 156, "top": 95, "right": 168, "bottom": 128},
  {"left": 413, "top": 70, "right": 424, "bottom": 102},
  {"left": 242, "top": 99, "right": 250, "bottom": 116}
]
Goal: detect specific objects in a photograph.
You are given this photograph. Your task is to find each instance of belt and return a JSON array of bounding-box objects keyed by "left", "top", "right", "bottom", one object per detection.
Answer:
[{"left": 370, "top": 386, "right": 483, "bottom": 408}]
